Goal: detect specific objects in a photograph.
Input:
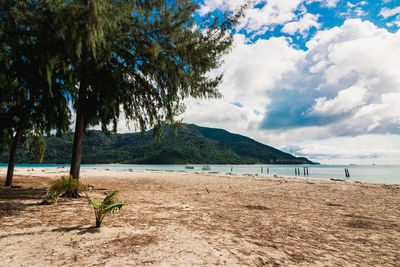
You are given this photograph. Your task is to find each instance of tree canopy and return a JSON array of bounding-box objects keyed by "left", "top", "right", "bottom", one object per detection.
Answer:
[
  {"left": 1, "top": 0, "right": 247, "bottom": 183},
  {"left": 52, "top": 0, "right": 246, "bottom": 179},
  {"left": 0, "top": 1, "right": 71, "bottom": 185}
]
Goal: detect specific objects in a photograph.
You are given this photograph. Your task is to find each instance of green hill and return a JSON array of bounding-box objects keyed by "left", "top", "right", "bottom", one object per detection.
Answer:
[{"left": 0, "top": 124, "right": 314, "bottom": 164}]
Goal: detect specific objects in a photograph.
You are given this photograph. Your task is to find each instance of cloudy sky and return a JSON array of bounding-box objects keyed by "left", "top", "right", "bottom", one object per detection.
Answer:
[
  {"left": 180, "top": 0, "right": 400, "bottom": 165},
  {"left": 117, "top": 0, "right": 400, "bottom": 164}
]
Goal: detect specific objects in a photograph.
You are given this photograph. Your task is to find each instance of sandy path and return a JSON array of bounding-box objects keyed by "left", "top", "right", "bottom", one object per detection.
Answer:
[{"left": 0, "top": 169, "right": 399, "bottom": 266}]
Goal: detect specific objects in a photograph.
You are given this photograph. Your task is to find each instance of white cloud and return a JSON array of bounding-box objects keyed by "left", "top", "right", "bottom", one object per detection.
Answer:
[
  {"left": 306, "top": 0, "right": 339, "bottom": 8},
  {"left": 311, "top": 84, "right": 368, "bottom": 115},
  {"left": 109, "top": 4, "right": 400, "bottom": 164},
  {"left": 240, "top": 0, "right": 304, "bottom": 33},
  {"left": 181, "top": 33, "right": 304, "bottom": 134},
  {"left": 292, "top": 134, "right": 400, "bottom": 164},
  {"left": 180, "top": 19, "right": 400, "bottom": 163},
  {"left": 282, "top": 13, "right": 320, "bottom": 35},
  {"left": 379, "top": 6, "right": 400, "bottom": 19},
  {"left": 198, "top": 0, "right": 320, "bottom": 37},
  {"left": 198, "top": 0, "right": 246, "bottom": 16}
]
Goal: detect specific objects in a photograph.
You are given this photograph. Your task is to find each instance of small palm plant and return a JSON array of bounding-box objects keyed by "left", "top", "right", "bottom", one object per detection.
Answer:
[
  {"left": 89, "top": 191, "right": 128, "bottom": 228},
  {"left": 43, "top": 176, "right": 89, "bottom": 203}
]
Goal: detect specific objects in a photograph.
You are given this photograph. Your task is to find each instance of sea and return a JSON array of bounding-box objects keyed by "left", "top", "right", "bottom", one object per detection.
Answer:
[{"left": 1, "top": 164, "right": 399, "bottom": 184}]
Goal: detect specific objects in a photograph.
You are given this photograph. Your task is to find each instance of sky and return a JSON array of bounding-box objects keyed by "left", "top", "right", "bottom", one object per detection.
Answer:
[{"left": 121, "top": 0, "right": 400, "bottom": 165}]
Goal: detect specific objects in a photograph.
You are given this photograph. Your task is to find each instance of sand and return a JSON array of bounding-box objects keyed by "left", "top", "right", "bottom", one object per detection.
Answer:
[{"left": 0, "top": 168, "right": 399, "bottom": 266}]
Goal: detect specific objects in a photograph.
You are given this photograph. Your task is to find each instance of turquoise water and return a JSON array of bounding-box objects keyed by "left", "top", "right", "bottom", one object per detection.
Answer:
[{"left": 1, "top": 164, "right": 399, "bottom": 184}]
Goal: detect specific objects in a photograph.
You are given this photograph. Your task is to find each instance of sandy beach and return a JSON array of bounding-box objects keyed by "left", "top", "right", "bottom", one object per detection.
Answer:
[{"left": 0, "top": 168, "right": 399, "bottom": 266}]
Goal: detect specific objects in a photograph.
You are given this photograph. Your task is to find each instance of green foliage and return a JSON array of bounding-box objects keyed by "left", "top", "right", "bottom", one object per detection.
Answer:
[
  {"left": 89, "top": 191, "right": 128, "bottom": 228},
  {"left": 44, "top": 176, "right": 89, "bottom": 203},
  {"left": 0, "top": 0, "right": 71, "bottom": 185},
  {"left": 1, "top": 125, "right": 314, "bottom": 164}
]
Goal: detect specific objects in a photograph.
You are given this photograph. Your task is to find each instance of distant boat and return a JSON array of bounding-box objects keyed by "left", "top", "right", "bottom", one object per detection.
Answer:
[
  {"left": 202, "top": 165, "right": 211, "bottom": 171},
  {"left": 185, "top": 165, "right": 194, "bottom": 170}
]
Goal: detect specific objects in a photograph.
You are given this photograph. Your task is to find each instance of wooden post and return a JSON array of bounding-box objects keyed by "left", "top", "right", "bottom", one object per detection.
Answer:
[
  {"left": 231, "top": 167, "right": 233, "bottom": 172},
  {"left": 295, "top": 168, "right": 297, "bottom": 175},
  {"left": 261, "top": 167, "right": 263, "bottom": 173},
  {"left": 306, "top": 167, "right": 309, "bottom": 175},
  {"left": 344, "top": 168, "right": 350, "bottom": 177},
  {"left": 267, "top": 167, "right": 269, "bottom": 174}
]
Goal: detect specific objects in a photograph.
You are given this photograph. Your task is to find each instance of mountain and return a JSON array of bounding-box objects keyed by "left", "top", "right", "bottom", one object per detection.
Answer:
[{"left": 0, "top": 124, "right": 314, "bottom": 164}]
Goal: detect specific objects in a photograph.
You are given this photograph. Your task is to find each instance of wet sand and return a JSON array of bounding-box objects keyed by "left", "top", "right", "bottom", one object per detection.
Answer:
[{"left": 0, "top": 168, "right": 399, "bottom": 266}]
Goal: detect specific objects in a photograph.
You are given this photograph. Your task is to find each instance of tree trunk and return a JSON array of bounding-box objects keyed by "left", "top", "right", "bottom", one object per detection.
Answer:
[
  {"left": 68, "top": 0, "right": 90, "bottom": 197},
  {"left": 69, "top": 105, "right": 85, "bottom": 179},
  {"left": 5, "top": 129, "right": 23, "bottom": 187},
  {"left": 66, "top": 78, "right": 87, "bottom": 198}
]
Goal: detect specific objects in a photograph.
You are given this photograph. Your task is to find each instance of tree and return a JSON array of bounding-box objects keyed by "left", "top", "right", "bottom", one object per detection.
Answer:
[
  {"left": 0, "top": 1, "right": 71, "bottom": 186},
  {"left": 54, "top": 0, "right": 245, "bottom": 187}
]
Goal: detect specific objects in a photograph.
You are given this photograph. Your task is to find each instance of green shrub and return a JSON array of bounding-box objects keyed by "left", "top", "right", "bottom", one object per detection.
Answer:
[
  {"left": 89, "top": 191, "right": 128, "bottom": 228},
  {"left": 43, "top": 176, "right": 89, "bottom": 203}
]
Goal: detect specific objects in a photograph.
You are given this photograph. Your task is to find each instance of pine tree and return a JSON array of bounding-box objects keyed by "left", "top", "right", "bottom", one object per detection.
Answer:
[
  {"left": 1, "top": 0, "right": 246, "bottom": 190},
  {"left": 54, "top": 0, "right": 246, "bottom": 187},
  {"left": 0, "top": 1, "right": 71, "bottom": 186}
]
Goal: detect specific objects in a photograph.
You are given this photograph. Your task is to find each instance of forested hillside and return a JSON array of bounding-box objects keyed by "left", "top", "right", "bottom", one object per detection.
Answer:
[{"left": 0, "top": 125, "right": 314, "bottom": 164}]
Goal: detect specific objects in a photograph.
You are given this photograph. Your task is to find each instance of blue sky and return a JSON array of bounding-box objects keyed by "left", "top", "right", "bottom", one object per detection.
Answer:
[{"left": 173, "top": 0, "right": 400, "bottom": 164}]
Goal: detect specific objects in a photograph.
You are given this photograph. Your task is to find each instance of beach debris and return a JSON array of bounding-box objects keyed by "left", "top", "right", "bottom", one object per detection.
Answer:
[
  {"left": 326, "top": 203, "right": 344, "bottom": 207},
  {"left": 205, "top": 187, "right": 210, "bottom": 194},
  {"left": 339, "top": 238, "right": 346, "bottom": 242},
  {"left": 331, "top": 178, "right": 345, "bottom": 182},
  {"left": 182, "top": 204, "right": 192, "bottom": 211},
  {"left": 244, "top": 205, "right": 269, "bottom": 210},
  {"left": 128, "top": 168, "right": 133, "bottom": 172}
]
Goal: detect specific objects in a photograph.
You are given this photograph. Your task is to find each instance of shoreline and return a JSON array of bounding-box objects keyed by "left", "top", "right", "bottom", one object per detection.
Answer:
[
  {"left": 1, "top": 167, "right": 399, "bottom": 186},
  {"left": 1, "top": 170, "right": 399, "bottom": 266}
]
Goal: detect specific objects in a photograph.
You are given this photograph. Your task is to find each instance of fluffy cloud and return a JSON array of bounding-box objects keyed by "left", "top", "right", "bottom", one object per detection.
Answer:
[
  {"left": 180, "top": 18, "right": 400, "bottom": 163},
  {"left": 379, "top": 6, "right": 400, "bottom": 19},
  {"left": 281, "top": 13, "right": 320, "bottom": 35},
  {"left": 198, "top": 0, "right": 321, "bottom": 37},
  {"left": 286, "top": 134, "right": 400, "bottom": 164},
  {"left": 110, "top": 3, "right": 400, "bottom": 164},
  {"left": 181, "top": 33, "right": 304, "bottom": 135},
  {"left": 263, "top": 19, "right": 400, "bottom": 132},
  {"left": 240, "top": 0, "right": 303, "bottom": 33},
  {"left": 306, "top": 0, "right": 339, "bottom": 8}
]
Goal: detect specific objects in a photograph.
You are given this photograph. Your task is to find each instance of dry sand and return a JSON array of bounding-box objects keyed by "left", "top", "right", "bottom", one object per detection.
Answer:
[{"left": 0, "top": 168, "right": 399, "bottom": 266}]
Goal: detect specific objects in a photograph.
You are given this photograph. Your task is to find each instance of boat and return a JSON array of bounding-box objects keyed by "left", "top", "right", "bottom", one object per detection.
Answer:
[{"left": 185, "top": 165, "right": 194, "bottom": 170}]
